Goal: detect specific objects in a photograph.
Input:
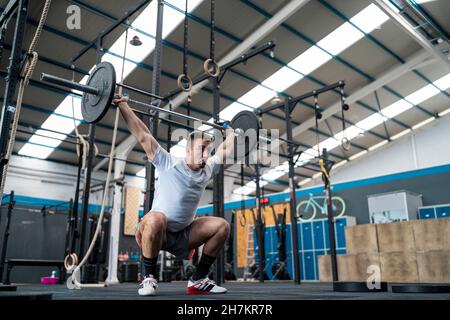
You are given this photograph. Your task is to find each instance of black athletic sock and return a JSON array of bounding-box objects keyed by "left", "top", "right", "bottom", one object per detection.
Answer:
[
  {"left": 142, "top": 256, "right": 158, "bottom": 279},
  {"left": 192, "top": 253, "right": 216, "bottom": 281}
]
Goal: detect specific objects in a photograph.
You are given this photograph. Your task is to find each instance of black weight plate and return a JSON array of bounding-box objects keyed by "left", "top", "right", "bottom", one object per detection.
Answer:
[
  {"left": 82, "top": 62, "right": 116, "bottom": 123},
  {"left": 392, "top": 284, "right": 450, "bottom": 293},
  {"left": 231, "top": 110, "right": 260, "bottom": 160},
  {"left": 333, "top": 281, "right": 388, "bottom": 292}
]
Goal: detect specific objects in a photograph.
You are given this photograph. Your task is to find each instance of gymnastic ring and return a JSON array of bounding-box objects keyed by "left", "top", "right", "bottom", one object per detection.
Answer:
[
  {"left": 177, "top": 73, "right": 193, "bottom": 92},
  {"left": 64, "top": 253, "right": 79, "bottom": 271},
  {"left": 203, "top": 59, "right": 220, "bottom": 78},
  {"left": 341, "top": 137, "right": 351, "bottom": 151}
]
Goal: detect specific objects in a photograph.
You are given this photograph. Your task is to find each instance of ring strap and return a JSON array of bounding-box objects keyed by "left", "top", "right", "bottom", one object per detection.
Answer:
[
  {"left": 182, "top": 0, "right": 189, "bottom": 79},
  {"left": 210, "top": 0, "right": 215, "bottom": 61},
  {"left": 177, "top": 73, "right": 193, "bottom": 92}
]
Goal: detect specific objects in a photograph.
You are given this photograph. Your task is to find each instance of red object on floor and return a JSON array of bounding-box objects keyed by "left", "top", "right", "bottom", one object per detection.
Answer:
[{"left": 41, "top": 277, "right": 58, "bottom": 285}]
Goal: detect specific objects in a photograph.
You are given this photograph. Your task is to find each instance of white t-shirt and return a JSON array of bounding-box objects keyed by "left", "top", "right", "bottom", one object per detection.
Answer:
[{"left": 149, "top": 146, "right": 221, "bottom": 232}]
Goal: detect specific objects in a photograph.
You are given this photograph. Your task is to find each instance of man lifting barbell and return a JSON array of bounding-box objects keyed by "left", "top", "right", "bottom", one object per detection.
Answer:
[
  {"left": 112, "top": 94, "right": 234, "bottom": 296},
  {"left": 39, "top": 62, "right": 261, "bottom": 294}
]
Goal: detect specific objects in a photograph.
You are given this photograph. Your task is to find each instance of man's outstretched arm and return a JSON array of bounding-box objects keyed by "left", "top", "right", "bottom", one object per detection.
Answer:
[
  {"left": 215, "top": 127, "right": 235, "bottom": 161},
  {"left": 113, "top": 94, "right": 159, "bottom": 160}
]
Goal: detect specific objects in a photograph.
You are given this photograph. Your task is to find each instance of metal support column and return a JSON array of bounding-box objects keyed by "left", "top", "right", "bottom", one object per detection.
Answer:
[
  {"left": 285, "top": 98, "right": 301, "bottom": 284},
  {"left": 0, "top": 0, "right": 28, "bottom": 204},
  {"left": 144, "top": 0, "right": 164, "bottom": 214},
  {"left": 254, "top": 162, "right": 265, "bottom": 282},
  {"left": 0, "top": 191, "right": 15, "bottom": 283},
  {"left": 212, "top": 77, "right": 224, "bottom": 285},
  {"left": 323, "top": 149, "right": 338, "bottom": 282},
  {"left": 71, "top": 146, "right": 83, "bottom": 254}
]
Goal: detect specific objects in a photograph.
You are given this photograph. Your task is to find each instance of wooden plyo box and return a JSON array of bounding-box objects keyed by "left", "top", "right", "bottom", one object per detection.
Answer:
[
  {"left": 416, "top": 250, "right": 450, "bottom": 283},
  {"left": 345, "top": 224, "right": 379, "bottom": 254},
  {"left": 318, "top": 254, "right": 340, "bottom": 282},
  {"left": 318, "top": 253, "right": 380, "bottom": 282},
  {"left": 379, "top": 252, "right": 419, "bottom": 283},
  {"left": 376, "top": 221, "right": 416, "bottom": 253},
  {"left": 412, "top": 218, "right": 450, "bottom": 252}
]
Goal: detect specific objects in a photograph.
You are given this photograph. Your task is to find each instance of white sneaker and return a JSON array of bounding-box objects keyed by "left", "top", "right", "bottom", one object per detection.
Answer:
[
  {"left": 138, "top": 276, "right": 158, "bottom": 296},
  {"left": 187, "top": 277, "right": 227, "bottom": 294}
]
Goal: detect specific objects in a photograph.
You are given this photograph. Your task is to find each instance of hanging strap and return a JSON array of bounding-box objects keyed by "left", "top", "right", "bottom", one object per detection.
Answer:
[
  {"left": 183, "top": 0, "right": 189, "bottom": 77},
  {"left": 314, "top": 94, "right": 321, "bottom": 158},
  {"left": 339, "top": 84, "right": 351, "bottom": 151},
  {"left": 177, "top": 0, "right": 193, "bottom": 93},
  {"left": 167, "top": 102, "right": 173, "bottom": 151},
  {"left": 319, "top": 159, "right": 330, "bottom": 189},
  {"left": 210, "top": 0, "right": 216, "bottom": 61},
  {"left": 203, "top": 0, "right": 220, "bottom": 78}
]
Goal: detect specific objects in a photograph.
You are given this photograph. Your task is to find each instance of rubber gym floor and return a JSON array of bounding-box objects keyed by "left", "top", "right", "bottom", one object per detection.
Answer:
[{"left": 1, "top": 282, "right": 450, "bottom": 300}]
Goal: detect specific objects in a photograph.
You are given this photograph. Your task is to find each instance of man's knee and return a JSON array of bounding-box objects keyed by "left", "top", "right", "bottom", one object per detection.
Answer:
[
  {"left": 216, "top": 218, "right": 230, "bottom": 239},
  {"left": 141, "top": 212, "right": 167, "bottom": 237}
]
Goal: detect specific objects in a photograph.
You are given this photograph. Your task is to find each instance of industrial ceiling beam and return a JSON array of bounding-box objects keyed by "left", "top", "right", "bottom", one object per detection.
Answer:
[{"left": 373, "top": 0, "right": 450, "bottom": 71}]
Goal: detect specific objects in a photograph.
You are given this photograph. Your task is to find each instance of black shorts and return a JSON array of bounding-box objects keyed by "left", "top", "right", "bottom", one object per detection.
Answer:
[
  {"left": 136, "top": 222, "right": 191, "bottom": 259},
  {"left": 161, "top": 225, "right": 191, "bottom": 259}
]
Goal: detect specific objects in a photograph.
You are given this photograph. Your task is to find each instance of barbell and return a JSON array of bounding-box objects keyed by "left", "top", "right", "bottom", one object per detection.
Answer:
[{"left": 40, "top": 61, "right": 260, "bottom": 160}]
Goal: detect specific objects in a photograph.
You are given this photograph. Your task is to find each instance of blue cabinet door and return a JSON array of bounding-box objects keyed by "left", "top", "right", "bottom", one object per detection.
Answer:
[
  {"left": 295, "top": 250, "right": 305, "bottom": 281},
  {"left": 301, "top": 222, "right": 313, "bottom": 250},
  {"left": 298, "top": 223, "right": 304, "bottom": 250},
  {"left": 436, "top": 206, "right": 450, "bottom": 219},
  {"left": 264, "top": 228, "right": 272, "bottom": 253},
  {"left": 285, "top": 255, "right": 292, "bottom": 280},
  {"left": 313, "top": 221, "right": 325, "bottom": 250},
  {"left": 323, "top": 218, "right": 346, "bottom": 249},
  {"left": 335, "top": 218, "right": 347, "bottom": 248},
  {"left": 285, "top": 226, "right": 292, "bottom": 253},
  {"left": 326, "top": 248, "right": 347, "bottom": 255},
  {"left": 253, "top": 229, "right": 261, "bottom": 263},
  {"left": 419, "top": 208, "right": 436, "bottom": 219},
  {"left": 324, "top": 220, "right": 331, "bottom": 249},
  {"left": 264, "top": 227, "right": 273, "bottom": 254},
  {"left": 266, "top": 253, "right": 276, "bottom": 279},
  {"left": 303, "top": 252, "right": 315, "bottom": 280}
]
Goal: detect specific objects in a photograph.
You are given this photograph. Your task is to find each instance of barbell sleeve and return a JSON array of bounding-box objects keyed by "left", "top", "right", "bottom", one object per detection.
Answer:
[{"left": 40, "top": 73, "right": 100, "bottom": 95}]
